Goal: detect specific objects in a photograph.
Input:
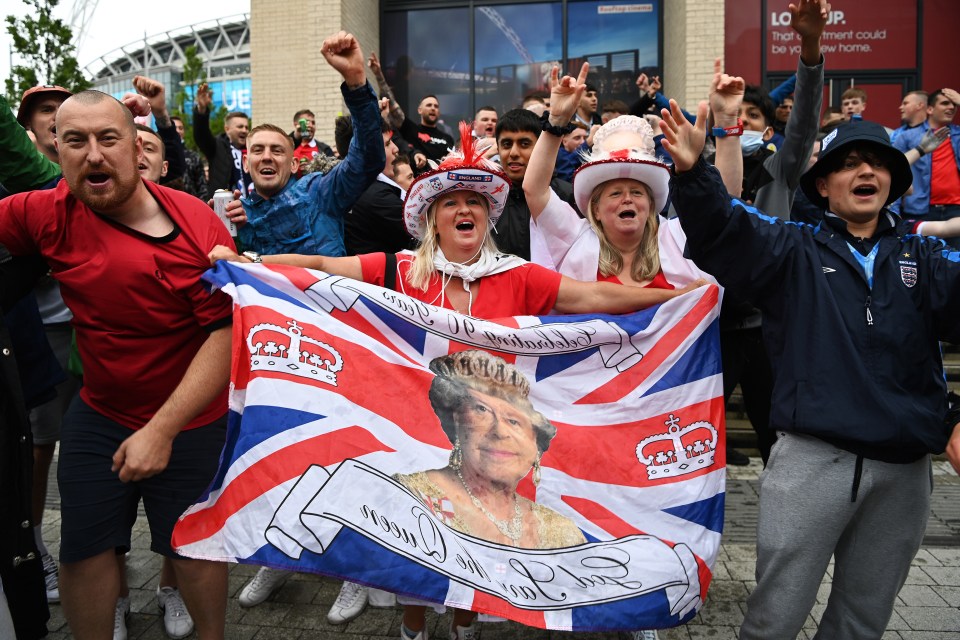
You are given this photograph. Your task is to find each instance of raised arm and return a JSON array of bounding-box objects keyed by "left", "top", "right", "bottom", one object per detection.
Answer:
[
  {"left": 663, "top": 100, "right": 796, "bottom": 300},
  {"left": 524, "top": 63, "right": 589, "bottom": 219},
  {"left": 134, "top": 75, "right": 186, "bottom": 182},
  {"left": 768, "top": 74, "right": 797, "bottom": 106},
  {"left": 192, "top": 83, "right": 217, "bottom": 161},
  {"left": 761, "top": 0, "right": 828, "bottom": 205},
  {"left": 709, "top": 58, "right": 745, "bottom": 196},
  {"left": 305, "top": 32, "right": 386, "bottom": 217},
  {"left": 368, "top": 52, "right": 405, "bottom": 130}
]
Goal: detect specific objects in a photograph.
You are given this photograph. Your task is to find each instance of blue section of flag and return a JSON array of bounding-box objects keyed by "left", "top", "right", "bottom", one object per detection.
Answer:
[
  {"left": 203, "top": 262, "right": 314, "bottom": 313},
  {"left": 643, "top": 319, "right": 722, "bottom": 397},
  {"left": 363, "top": 298, "right": 428, "bottom": 353},
  {"left": 230, "top": 405, "right": 327, "bottom": 461},
  {"left": 662, "top": 493, "right": 726, "bottom": 534},
  {"left": 531, "top": 308, "right": 660, "bottom": 382},
  {"left": 570, "top": 588, "right": 683, "bottom": 631},
  {"left": 204, "top": 409, "right": 244, "bottom": 495},
  {"left": 534, "top": 348, "right": 597, "bottom": 381},
  {"left": 243, "top": 528, "right": 456, "bottom": 605}
]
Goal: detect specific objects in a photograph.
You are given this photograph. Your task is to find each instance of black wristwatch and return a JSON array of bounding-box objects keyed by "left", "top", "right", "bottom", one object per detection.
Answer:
[{"left": 540, "top": 112, "right": 576, "bottom": 137}]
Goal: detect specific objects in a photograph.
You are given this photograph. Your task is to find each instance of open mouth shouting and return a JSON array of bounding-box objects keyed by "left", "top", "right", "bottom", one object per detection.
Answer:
[
  {"left": 852, "top": 184, "right": 878, "bottom": 198},
  {"left": 85, "top": 172, "right": 112, "bottom": 189},
  {"left": 455, "top": 219, "right": 476, "bottom": 232},
  {"left": 618, "top": 209, "right": 638, "bottom": 219}
]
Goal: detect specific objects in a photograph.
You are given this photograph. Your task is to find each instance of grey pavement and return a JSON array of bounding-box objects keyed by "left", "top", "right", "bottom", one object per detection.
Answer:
[{"left": 40, "top": 457, "right": 960, "bottom": 639}]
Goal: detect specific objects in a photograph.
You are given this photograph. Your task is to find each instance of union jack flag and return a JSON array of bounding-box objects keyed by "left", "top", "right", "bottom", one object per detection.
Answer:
[{"left": 172, "top": 261, "right": 726, "bottom": 631}]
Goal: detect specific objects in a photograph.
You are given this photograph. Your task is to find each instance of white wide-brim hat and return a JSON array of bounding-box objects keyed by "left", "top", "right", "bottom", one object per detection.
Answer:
[
  {"left": 403, "top": 123, "right": 511, "bottom": 240},
  {"left": 572, "top": 115, "right": 671, "bottom": 216},
  {"left": 573, "top": 155, "right": 671, "bottom": 216}
]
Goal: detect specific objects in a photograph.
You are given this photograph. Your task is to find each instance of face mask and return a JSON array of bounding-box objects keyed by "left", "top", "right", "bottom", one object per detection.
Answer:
[{"left": 740, "top": 129, "right": 766, "bottom": 154}]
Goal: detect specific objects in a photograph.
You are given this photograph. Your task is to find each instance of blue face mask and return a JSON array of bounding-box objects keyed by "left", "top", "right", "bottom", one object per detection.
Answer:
[{"left": 740, "top": 129, "right": 767, "bottom": 155}]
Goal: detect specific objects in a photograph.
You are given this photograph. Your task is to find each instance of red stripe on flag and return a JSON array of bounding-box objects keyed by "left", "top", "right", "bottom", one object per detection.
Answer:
[
  {"left": 172, "top": 426, "right": 394, "bottom": 547},
  {"left": 335, "top": 303, "right": 425, "bottom": 367},
  {"left": 574, "top": 286, "right": 719, "bottom": 405},
  {"left": 561, "top": 495, "right": 647, "bottom": 537},
  {"left": 543, "top": 398, "right": 726, "bottom": 486},
  {"left": 471, "top": 590, "right": 548, "bottom": 629},
  {"left": 262, "top": 263, "right": 323, "bottom": 291}
]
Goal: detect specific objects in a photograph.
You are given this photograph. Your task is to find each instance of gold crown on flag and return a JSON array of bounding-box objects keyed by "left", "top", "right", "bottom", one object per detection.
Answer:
[
  {"left": 247, "top": 320, "right": 343, "bottom": 386},
  {"left": 636, "top": 414, "right": 718, "bottom": 480}
]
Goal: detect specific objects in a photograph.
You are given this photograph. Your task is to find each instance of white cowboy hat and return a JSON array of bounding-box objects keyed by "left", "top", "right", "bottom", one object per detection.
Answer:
[
  {"left": 572, "top": 115, "right": 671, "bottom": 216},
  {"left": 403, "top": 122, "right": 511, "bottom": 240}
]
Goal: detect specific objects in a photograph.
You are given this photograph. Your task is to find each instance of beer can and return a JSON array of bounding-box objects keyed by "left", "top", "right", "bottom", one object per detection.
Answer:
[{"left": 212, "top": 189, "right": 238, "bottom": 237}]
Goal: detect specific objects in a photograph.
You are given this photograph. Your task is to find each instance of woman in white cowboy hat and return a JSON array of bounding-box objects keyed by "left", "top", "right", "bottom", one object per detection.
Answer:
[
  {"left": 210, "top": 123, "right": 705, "bottom": 320},
  {"left": 210, "top": 123, "right": 707, "bottom": 640},
  {"left": 522, "top": 64, "right": 718, "bottom": 293}
]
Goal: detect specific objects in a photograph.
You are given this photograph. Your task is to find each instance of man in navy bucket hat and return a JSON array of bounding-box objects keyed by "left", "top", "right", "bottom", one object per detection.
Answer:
[{"left": 661, "top": 101, "right": 960, "bottom": 639}]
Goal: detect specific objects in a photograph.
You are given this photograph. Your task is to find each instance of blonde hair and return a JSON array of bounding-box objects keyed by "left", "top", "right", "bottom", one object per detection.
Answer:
[
  {"left": 587, "top": 180, "right": 660, "bottom": 282},
  {"left": 406, "top": 195, "right": 499, "bottom": 291}
]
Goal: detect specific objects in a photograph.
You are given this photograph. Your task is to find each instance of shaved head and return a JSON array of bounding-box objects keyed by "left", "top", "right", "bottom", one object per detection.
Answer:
[{"left": 56, "top": 90, "right": 135, "bottom": 138}]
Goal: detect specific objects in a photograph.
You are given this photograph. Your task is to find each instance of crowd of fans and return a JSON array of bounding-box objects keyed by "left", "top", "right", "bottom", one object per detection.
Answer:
[{"left": 2, "top": 1, "right": 960, "bottom": 639}]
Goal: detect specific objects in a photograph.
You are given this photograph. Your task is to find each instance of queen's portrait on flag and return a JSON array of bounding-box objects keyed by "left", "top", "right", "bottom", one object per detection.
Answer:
[{"left": 395, "top": 350, "right": 587, "bottom": 549}]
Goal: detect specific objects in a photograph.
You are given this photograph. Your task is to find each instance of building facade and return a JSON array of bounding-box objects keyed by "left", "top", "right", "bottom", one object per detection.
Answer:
[{"left": 85, "top": 1, "right": 957, "bottom": 146}]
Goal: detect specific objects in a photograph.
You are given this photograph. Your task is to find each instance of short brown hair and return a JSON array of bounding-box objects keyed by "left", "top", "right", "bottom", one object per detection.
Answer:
[
  {"left": 225, "top": 111, "right": 249, "bottom": 124},
  {"left": 135, "top": 124, "right": 165, "bottom": 160},
  {"left": 841, "top": 87, "right": 868, "bottom": 102},
  {"left": 247, "top": 123, "right": 293, "bottom": 149}
]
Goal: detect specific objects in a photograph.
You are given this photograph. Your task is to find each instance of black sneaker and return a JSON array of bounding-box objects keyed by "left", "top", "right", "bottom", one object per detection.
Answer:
[{"left": 727, "top": 448, "right": 751, "bottom": 466}]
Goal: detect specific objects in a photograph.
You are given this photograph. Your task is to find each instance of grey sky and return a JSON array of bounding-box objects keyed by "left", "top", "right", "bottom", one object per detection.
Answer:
[{"left": 2, "top": 0, "right": 248, "bottom": 91}]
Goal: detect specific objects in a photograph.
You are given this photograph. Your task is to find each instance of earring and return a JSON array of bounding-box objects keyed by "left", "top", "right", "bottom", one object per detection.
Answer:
[
  {"left": 449, "top": 437, "right": 463, "bottom": 471},
  {"left": 533, "top": 452, "right": 542, "bottom": 487}
]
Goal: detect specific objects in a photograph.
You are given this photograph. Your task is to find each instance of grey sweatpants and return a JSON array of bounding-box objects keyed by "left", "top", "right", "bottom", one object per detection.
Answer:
[{"left": 739, "top": 432, "right": 931, "bottom": 640}]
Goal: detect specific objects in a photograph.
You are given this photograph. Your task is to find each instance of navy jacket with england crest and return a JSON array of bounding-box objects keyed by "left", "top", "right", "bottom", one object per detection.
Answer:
[{"left": 671, "top": 158, "right": 960, "bottom": 462}]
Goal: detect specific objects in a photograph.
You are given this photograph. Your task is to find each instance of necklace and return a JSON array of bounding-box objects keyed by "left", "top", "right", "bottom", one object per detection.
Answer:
[{"left": 456, "top": 467, "right": 523, "bottom": 543}]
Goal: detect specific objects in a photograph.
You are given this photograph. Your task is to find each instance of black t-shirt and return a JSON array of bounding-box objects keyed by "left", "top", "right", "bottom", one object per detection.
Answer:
[{"left": 399, "top": 118, "right": 455, "bottom": 164}]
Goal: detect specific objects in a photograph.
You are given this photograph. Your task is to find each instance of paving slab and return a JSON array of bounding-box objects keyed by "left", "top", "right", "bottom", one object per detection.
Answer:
[{"left": 34, "top": 451, "right": 960, "bottom": 639}]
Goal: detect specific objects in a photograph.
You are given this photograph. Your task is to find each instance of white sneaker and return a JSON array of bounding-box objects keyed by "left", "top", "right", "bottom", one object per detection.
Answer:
[
  {"left": 450, "top": 622, "right": 478, "bottom": 640},
  {"left": 157, "top": 586, "right": 195, "bottom": 639},
  {"left": 237, "top": 566, "right": 292, "bottom": 607},
  {"left": 631, "top": 631, "right": 659, "bottom": 640},
  {"left": 401, "top": 624, "right": 428, "bottom": 640},
  {"left": 326, "top": 581, "right": 369, "bottom": 624},
  {"left": 41, "top": 553, "right": 59, "bottom": 603},
  {"left": 113, "top": 596, "right": 130, "bottom": 640}
]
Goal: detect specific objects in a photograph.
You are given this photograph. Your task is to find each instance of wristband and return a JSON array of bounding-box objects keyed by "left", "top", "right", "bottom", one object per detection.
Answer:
[
  {"left": 915, "top": 145, "right": 926, "bottom": 157},
  {"left": 712, "top": 119, "right": 744, "bottom": 137},
  {"left": 540, "top": 112, "right": 576, "bottom": 137}
]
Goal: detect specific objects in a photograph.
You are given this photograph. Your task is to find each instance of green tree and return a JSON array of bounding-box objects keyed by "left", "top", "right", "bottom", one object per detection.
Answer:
[
  {"left": 172, "top": 44, "right": 207, "bottom": 152},
  {"left": 4, "top": 0, "right": 91, "bottom": 106}
]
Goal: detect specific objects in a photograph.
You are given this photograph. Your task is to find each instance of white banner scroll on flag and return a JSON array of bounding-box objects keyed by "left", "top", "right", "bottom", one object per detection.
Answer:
[{"left": 173, "top": 261, "right": 727, "bottom": 632}]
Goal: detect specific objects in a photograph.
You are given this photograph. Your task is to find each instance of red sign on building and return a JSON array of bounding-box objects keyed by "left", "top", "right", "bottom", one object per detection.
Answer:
[{"left": 765, "top": 3, "right": 916, "bottom": 72}]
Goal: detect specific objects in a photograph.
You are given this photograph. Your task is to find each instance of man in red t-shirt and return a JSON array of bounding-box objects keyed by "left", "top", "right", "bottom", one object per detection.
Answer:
[
  {"left": 894, "top": 88, "right": 960, "bottom": 222},
  {"left": 0, "top": 90, "right": 234, "bottom": 639},
  {"left": 926, "top": 89, "right": 960, "bottom": 220}
]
